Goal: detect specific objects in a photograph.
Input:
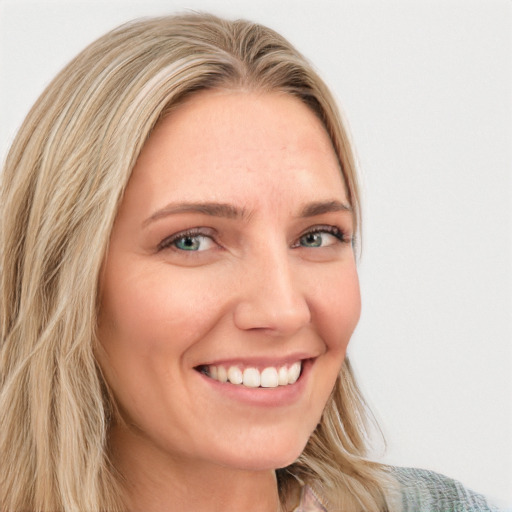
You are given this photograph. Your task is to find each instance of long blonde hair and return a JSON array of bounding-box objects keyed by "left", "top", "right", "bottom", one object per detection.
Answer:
[{"left": 0, "top": 13, "right": 397, "bottom": 511}]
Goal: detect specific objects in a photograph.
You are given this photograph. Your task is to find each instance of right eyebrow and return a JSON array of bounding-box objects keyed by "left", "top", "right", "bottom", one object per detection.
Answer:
[{"left": 142, "top": 202, "right": 250, "bottom": 227}]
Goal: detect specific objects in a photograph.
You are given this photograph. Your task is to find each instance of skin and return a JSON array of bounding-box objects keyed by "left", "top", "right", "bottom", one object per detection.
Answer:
[{"left": 96, "top": 90, "right": 361, "bottom": 512}]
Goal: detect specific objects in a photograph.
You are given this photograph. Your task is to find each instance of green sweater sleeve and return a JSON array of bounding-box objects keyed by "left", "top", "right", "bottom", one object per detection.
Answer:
[{"left": 392, "top": 466, "right": 501, "bottom": 512}]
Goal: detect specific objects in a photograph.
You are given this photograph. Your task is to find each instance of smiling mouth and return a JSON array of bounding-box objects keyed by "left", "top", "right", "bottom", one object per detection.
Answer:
[{"left": 196, "top": 361, "right": 303, "bottom": 388}]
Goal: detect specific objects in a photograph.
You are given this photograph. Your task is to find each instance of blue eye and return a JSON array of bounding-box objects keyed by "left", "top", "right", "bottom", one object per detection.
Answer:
[
  {"left": 175, "top": 235, "right": 202, "bottom": 251},
  {"left": 300, "top": 232, "right": 325, "bottom": 247},
  {"left": 297, "top": 227, "right": 346, "bottom": 248},
  {"left": 175, "top": 234, "right": 214, "bottom": 251},
  {"left": 158, "top": 230, "right": 215, "bottom": 252}
]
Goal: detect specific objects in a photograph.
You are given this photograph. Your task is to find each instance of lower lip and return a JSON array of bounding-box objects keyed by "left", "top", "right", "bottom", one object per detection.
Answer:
[{"left": 196, "top": 359, "right": 314, "bottom": 407}]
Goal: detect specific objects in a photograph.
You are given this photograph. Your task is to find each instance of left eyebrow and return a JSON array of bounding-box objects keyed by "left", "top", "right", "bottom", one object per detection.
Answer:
[{"left": 299, "top": 200, "right": 352, "bottom": 218}]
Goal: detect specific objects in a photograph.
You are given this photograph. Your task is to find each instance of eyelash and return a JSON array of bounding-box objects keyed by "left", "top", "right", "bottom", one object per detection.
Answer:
[{"left": 157, "top": 225, "right": 351, "bottom": 252}]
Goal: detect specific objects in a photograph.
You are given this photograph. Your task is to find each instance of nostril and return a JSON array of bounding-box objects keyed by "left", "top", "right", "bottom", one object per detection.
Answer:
[
  {"left": 233, "top": 298, "right": 311, "bottom": 335},
  {"left": 232, "top": 257, "right": 311, "bottom": 334}
]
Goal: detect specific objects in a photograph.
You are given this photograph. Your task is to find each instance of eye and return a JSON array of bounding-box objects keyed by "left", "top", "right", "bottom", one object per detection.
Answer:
[
  {"left": 174, "top": 235, "right": 213, "bottom": 251},
  {"left": 296, "top": 226, "right": 348, "bottom": 248},
  {"left": 158, "top": 229, "right": 215, "bottom": 252}
]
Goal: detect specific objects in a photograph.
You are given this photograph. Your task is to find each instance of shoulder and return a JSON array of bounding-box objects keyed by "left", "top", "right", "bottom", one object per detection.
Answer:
[{"left": 390, "top": 466, "right": 500, "bottom": 512}]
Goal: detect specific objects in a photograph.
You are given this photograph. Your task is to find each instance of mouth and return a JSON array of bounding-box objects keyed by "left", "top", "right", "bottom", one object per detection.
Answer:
[{"left": 195, "top": 360, "right": 304, "bottom": 389}]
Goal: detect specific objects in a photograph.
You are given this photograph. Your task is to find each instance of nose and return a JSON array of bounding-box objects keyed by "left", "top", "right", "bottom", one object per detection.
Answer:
[{"left": 233, "top": 247, "right": 311, "bottom": 336}]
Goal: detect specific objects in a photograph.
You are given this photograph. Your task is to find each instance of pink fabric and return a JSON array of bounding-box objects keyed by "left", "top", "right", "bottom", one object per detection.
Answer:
[{"left": 292, "top": 485, "right": 327, "bottom": 512}]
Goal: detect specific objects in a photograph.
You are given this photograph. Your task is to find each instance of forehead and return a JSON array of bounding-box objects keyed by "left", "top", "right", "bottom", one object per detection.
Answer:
[{"left": 125, "top": 90, "right": 348, "bottom": 215}]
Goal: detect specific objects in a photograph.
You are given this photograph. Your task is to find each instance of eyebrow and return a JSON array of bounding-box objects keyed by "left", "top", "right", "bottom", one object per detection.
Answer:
[
  {"left": 143, "top": 202, "right": 249, "bottom": 226},
  {"left": 299, "top": 200, "right": 352, "bottom": 217},
  {"left": 143, "top": 199, "right": 351, "bottom": 227}
]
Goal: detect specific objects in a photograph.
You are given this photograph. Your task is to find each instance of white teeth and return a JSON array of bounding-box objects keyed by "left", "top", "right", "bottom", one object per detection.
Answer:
[
  {"left": 288, "top": 361, "right": 301, "bottom": 384},
  {"left": 227, "top": 366, "right": 243, "bottom": 385},
  {"left": 278, "top": 366, "right": 288, "bottom": 386},
  {"left": 217, "top": 366, "right": 228, "bottom": 383},
  {"left": 205, "top": 362, "right": 303, "bottom": 388},
  {"left": 243, "top": 368, "right": 260, "bottom": 388},
  {"left": 260, "top": 367, "right": 279, "bottom": 388}
]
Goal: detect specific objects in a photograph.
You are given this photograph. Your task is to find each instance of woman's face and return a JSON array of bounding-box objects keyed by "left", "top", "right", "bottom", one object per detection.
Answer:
[{"left": 97, "top": 91, "right": 361, "bottom": 472}]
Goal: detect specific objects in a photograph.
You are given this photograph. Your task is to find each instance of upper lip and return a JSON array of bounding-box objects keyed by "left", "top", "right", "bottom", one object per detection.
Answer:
[{"left": 195, "top": 352, "right": 318, "bottom": 368}]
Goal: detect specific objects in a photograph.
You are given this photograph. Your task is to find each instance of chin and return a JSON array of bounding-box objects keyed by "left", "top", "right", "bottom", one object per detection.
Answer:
[{"left": 211, "top": 434, "right": 310, "bottom": 472}]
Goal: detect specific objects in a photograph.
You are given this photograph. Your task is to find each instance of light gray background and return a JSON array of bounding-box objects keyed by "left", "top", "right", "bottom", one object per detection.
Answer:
[{"left": 1, "top": 0, "right": 511, "bottom": 507}]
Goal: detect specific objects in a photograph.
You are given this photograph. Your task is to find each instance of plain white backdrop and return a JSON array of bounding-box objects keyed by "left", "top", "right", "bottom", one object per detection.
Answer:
[{"left": 1, "top": 0, "right": 511, "bottom": 507}]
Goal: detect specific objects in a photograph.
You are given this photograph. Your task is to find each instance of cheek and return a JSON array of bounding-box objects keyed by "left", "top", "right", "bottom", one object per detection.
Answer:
[
  {"left": 96, "top": 264, "right": 222, "bottom": 423},
  {"left": 99, "top": 263, "right": 220, "bottom": 347},
  {"left": 312, "top": 262, "right": 361, "bottom": 353},
  {"left": 96, "top": 261, "right": 233, "bottom": 409}
]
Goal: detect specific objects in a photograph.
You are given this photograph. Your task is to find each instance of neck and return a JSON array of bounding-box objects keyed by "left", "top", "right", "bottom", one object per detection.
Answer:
[{"left": 110, "top": 424, "right": 289, "bottom": 512}]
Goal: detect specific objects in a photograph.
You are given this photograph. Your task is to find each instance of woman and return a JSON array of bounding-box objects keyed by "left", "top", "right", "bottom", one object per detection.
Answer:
[{"left": 0, "top": 13, "right": 500, "bottom": 512}]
